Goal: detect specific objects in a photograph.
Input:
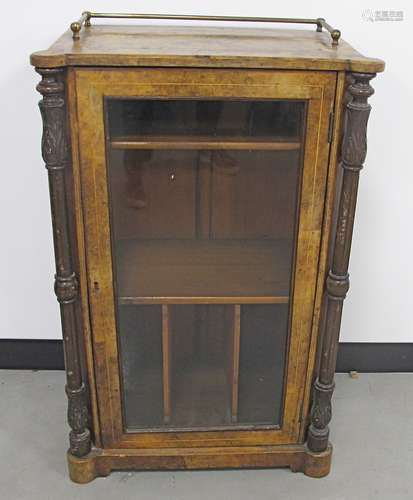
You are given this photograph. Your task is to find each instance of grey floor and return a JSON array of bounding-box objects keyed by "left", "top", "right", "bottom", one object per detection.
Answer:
[{"left": 0, "top": 372, "right": 412, "bottom": 500}]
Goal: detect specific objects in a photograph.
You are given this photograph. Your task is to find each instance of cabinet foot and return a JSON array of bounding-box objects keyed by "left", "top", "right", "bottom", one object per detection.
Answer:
[
  {"left": 67, "top": 451, "right": 104, "bottom": 484},
  {"left": 301, "top": 444, "right": 332, "bottom": 478}
]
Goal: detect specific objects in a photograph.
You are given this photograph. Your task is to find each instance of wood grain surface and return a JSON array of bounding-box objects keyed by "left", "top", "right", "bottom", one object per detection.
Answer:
[{"left": 30, "top": 25, "right": 384, "bottom": 72}]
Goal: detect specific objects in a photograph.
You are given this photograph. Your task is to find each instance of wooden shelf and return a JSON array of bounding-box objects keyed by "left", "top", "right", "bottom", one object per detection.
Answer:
[
  {"left": 110, "top": 135, "right": 301, "bottom": 151},
  {"left": 116, "top": 239, "right": 291, "bottom": 305}
]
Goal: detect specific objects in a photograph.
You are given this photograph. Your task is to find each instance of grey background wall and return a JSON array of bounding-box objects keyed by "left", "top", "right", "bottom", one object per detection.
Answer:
[{"left": 0, "top": 1, "right": 411, "bottom": 342}]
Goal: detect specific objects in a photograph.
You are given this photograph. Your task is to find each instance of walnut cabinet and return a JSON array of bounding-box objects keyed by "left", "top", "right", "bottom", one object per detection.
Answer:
[{"left": 30, "top": 14, "right": 384, "bottom": 482}]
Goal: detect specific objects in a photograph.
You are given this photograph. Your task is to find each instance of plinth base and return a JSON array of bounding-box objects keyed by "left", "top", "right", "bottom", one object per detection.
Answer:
[{"left": 67, "top": 443, "right": 332, "bottom": 483}]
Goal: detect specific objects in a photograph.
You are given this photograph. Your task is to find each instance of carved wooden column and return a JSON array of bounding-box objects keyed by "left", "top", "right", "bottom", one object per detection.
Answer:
[
  {"left": 36, "top": 68, "right": 91, "bottom": 457},
  {"left": 307, "top": 72, "right": 375, "bottom": 452}
]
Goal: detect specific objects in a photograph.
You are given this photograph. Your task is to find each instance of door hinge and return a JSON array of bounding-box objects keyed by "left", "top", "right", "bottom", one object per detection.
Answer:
[{"left": 328, "top": 111, "right": 335, "bottom": 143}]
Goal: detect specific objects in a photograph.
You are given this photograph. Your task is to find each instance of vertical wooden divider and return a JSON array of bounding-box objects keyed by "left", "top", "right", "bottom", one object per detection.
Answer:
[
  {"left": 196, "top": 150, "right": 212, "bottom": 239},
  {"left": 230, "top": 305, "right": 241, "bottom": 423},
  {"left": 162, "top": 304, "right": 172, "bottom": 424}
]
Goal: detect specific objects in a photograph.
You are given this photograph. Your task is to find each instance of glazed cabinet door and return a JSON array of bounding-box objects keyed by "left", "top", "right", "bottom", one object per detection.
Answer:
[{"left": 72, "top": 68, "right": 336, "bottom": 448}]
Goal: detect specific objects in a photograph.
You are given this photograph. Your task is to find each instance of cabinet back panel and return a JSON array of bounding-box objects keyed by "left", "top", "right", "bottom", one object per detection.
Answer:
[
  {"left": 210, "top": 150, "right": 301, "bottom": 240},
  {"left": 117, "top": 305, "right": 164, "bottom": 429},
  {"left": 108, "top": 150, "right": 197, "bottom": 240}
]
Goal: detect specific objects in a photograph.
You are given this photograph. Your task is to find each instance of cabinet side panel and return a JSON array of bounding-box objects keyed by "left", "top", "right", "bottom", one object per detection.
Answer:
[
  {"left": 67, "top": 68, "right": 102, "bottom": 448},
  {"left": 281, "top": 75, "right": 336, "bottom": 439},
  {"left": 74, "top": 70, "right": 124, "bottom": 447},
  {"left": 299, "top": 71, "right": 346, "bottom": 442}
]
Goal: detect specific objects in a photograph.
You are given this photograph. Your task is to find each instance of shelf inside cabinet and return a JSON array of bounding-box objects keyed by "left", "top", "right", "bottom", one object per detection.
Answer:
[
  {"left": 116, "top": 239, "right": 292, "bottom": 304},
  {"left": 110, "top": 135, "right": 302, "bottom": 151}
]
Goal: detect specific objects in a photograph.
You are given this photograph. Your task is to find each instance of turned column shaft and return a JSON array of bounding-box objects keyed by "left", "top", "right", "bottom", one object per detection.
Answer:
[
  {"left": 308, "top": 72, "right": 375, "bottom": 452},
  {"left": 36, "top": 68, "right": 91, "bottom": 457}
]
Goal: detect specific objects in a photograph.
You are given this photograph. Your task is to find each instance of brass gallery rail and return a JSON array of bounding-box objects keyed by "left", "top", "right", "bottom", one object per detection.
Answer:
[{"left": 70, "top": 11, "right": 341, "bottom": 46}]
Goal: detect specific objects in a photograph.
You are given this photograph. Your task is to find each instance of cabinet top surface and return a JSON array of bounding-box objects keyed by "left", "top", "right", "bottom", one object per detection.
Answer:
[{"left": 30, "top": 25, "right": 384, "bottom": 73}]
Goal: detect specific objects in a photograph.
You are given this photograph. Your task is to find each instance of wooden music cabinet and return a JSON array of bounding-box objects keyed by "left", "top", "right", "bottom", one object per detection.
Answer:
[{"left": 30, "top": 13, "right": 384, "bottom": 483}]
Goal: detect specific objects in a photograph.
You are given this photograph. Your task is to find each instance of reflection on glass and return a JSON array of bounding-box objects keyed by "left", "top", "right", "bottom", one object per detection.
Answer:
[
  {"left": 107, "top": 99, "right": 303, "bottom": 138},
  {"left": 106, "top": 99, "right": 305, "bottom": 431}
]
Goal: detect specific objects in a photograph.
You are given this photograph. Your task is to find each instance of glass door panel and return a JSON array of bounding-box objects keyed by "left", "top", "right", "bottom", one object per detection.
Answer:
[{"left": 105, "top": 98, "right": 305, "bottom": 431}]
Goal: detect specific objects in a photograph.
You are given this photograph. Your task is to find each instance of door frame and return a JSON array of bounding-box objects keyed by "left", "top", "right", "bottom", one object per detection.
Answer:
[{"left": 71, "top": 67, "right": 337, "bottom": 449}]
